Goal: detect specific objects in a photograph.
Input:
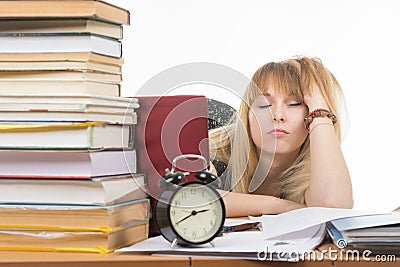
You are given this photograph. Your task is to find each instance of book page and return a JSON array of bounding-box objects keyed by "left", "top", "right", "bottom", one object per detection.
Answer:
[
  {"left": 252, "top": 207, "right": 389, "bottom": 239},
  {"left": 117, "top": 223, "right": 326, "bottom": 261}
]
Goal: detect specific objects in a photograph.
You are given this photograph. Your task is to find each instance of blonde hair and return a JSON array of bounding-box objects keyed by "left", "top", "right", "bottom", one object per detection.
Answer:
[{"left": 209, "top": 56, "right": 344, "bottom": 203}]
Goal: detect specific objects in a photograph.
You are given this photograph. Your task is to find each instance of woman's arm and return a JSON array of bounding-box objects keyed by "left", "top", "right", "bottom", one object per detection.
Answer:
[
  {"left": 219, "top": 190, "right": 305, "bottom": 217},
  {"left": 304, "top": 93, "right": 354, "bottom": 208}
]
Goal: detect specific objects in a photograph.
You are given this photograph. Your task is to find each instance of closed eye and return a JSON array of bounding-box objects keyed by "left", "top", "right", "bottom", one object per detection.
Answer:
[
  {"left": 288, "top": 102, "right": 303, "bottom": 107},
  {"left": 259, "top": 105, "right": 272, "bottom": 108}
]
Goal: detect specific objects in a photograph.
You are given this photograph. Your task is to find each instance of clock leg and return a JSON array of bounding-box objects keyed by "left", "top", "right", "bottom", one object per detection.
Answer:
[
  {"left": 209, "top": 240, "right": 215, "bottom": 247},
  {"left": 171, "top": 238, "right": 179, "bottom": 248}
]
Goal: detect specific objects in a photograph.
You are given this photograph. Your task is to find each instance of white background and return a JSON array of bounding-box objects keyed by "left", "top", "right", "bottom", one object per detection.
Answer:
[{"left": 110, "top": 0, "right": 399, "bottom": 211}]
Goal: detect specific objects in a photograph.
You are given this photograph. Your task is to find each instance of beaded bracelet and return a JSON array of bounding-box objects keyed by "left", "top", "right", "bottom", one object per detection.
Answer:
[{"left": 304, "top": 108, "right": 337, "bottom": 130}]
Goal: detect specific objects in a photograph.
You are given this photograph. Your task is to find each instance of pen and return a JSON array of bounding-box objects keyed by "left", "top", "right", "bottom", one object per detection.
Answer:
[{"left": 223, "top": 222, "right": 260, "bottom": 233}]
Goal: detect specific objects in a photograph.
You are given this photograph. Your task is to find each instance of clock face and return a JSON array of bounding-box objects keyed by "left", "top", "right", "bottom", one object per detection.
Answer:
[{"left": 168, "top": 182, "right": 225, "bottom": 244}]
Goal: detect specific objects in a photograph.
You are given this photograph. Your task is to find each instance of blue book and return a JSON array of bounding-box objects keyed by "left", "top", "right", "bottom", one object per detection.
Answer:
[{"left": 327, "top": 213, "right": 400, "bottom": 255}]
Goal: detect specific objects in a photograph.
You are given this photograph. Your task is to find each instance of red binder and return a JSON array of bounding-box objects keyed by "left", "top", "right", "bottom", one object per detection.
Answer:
[{"left": 135, "top": 95, "right": 210, "bottom": 235}]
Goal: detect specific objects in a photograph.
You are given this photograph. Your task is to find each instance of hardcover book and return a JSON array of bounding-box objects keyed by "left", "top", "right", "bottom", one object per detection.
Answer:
[
  {"left": 0, "top": 107, "right": 136, "bottom": 124},
  {"left": 0, "top": 221, "right": 148, "bottom": 253},
  {"left": 134, "top": 95, "right": 210, "bottom": 235},
  {"left": 0, "top": 80, "right": 120, "bottom": 96},
  {"left": 327, "top": 213, "right": 400, "bottom": 255},
  {"left": 0, "top": 173, "right": 147, "bottom": 206},
  {"left": 0, "top": 34, "right": 122, "bottom": 58},
  {"left": 0, "top": 198, "right": 150, "bottom": 229},
  {"left": 0, "top": 122, "right": 135, "bottom": 150},
  {"left": 0, "top": 52, "right": 123, "bottom": 73},
  {"left": 0, "top": 52, "right": 123, "bottom": 67},
  {"left": 0, "top": 0, "right": 130, "bottom": 25},
  {"left": 0, "top": 19, "right": 123, "bottom": 39},
  {"left": 0, "top": 70, "right": 122, "bottom": 84},
  {"left": 0, "top": 94, "right": 135, "bottom": 106},
  {"left": 0, "top": 149, "right": 137, "bottom": 179}
]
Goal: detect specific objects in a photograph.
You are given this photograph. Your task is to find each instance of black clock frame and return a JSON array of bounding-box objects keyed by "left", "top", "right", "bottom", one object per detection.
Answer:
[{"left": 155, "top": 181, "right": 226, "bottom": 247}]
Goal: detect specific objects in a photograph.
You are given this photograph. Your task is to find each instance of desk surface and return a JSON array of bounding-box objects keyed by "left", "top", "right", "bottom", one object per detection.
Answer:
[
  {"left": 0, "top": 251, "right": 331, "bottom": 267},
  {"left": 0, "top": 251, "right": 189, "bottom": 267}
]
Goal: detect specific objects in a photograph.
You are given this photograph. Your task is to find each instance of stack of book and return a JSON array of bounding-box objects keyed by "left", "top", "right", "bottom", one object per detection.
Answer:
[
  {"left": 327, "top": 213, "right": 400, "bottom": 255},
  {"left": 0, "top": 0, "right": 149, "bottom": 253}
]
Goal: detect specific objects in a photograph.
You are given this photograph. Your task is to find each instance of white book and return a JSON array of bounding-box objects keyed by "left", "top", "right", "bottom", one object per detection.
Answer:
[
  {"left": 0, "top": 19, "right": 123, "bottom": 39},
  {"left": 0, "top": 149, "right": 137, "bottom": 178},
  {"left": 0, "top": 52, "right": 123, "bottom": 73},
  {"left": 0, "top": 110, "right": 136, "bottom": 124},
  {"left": 0, "top": 174, "right": 147, "bottom": 206},
  {"left": 0, "top": 102, "right": 135, "bottom": 114},
  {"left": 0, "top": 80, "right": 120, "bottom": 96},
  {"left": 0, "top": 122, "right": 134, "bottom": 150},
  {"left": 0, "top": 60, "right": 122, "bottom": 74},
  {"left": 0, "top": 95, "right": 137, "bottom": 123},
  {"left": 0, "top": 94, "right": 137, "bottom": 106},
  {"left": 0, "top": 71, "right": 122, "bottom": 83},
  {"left": 0, "top": 34, "right": 122, "bottom": 58}
]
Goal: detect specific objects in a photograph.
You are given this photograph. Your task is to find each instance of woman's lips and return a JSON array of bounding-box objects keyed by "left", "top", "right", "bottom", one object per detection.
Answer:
[{"left": 268, "top": 128, "right": 289, "bottom": 137}]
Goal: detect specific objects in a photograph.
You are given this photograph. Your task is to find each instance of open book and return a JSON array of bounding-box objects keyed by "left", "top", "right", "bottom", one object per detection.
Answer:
[
  {"left": 116, "top": 223, "right": 326, "bottom": 261},
  {"left": 116, "top": 207, "right": 395, "bottom": 261}
]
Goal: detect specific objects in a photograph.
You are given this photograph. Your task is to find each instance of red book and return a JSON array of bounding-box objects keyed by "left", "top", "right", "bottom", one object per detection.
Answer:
[{"left": 134, "top": 95, "right": 210, "bottom": 235}]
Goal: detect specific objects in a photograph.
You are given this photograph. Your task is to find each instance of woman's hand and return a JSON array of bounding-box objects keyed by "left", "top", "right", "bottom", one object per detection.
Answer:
[
  {"left": 275, "top": 198, "right": 307, "bottom": 213},
  {"left": 285, "top": 59, "right": 329, "bottom": 112},
  {"left": 219, "top": 190, "right": 306, "bottom": 217},
  {"left": 303, "top": 85, "right": 329, "bottom": 112},
  {"left": 303, "top": 87, "right": 354, "bottom": 208}
]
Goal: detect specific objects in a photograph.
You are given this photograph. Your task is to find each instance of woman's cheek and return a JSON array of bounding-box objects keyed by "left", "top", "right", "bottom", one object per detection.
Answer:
[
  {"left": 248, "top": 108, "right": 274, "bottom": 151},
  {"left": 248, "top": 109, "right": 263, "bottom": 149}
]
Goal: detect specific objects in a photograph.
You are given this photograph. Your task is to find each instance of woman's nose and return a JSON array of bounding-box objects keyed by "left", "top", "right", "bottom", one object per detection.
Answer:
[
  {"left": 273, "top": 116, "right": 285, "bottom": 122},
  {"left": 272, "top": 107, "right": 286, "bottom": 122}
]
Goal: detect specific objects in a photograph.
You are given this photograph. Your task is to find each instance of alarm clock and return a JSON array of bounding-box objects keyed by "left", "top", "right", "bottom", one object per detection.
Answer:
[{"left": 155, "top": 154, "right": 225, "bottom": 248}]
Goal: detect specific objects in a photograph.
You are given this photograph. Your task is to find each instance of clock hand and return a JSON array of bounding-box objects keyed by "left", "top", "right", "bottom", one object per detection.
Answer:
[
  {"left": 181, "top": 210, "right": 194, "bottom": 214},
  {"left": 175, "top": 211, "right": 196, "bottom": 225},
  {"left": 181, "top": 208, "right": 209, "bottom": 214},
  {"left": 195, "top": 209, "right": 209, "bottom": 213},
  {"left": 175, "top": 209, "right": 210, "bottom": 225}
]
